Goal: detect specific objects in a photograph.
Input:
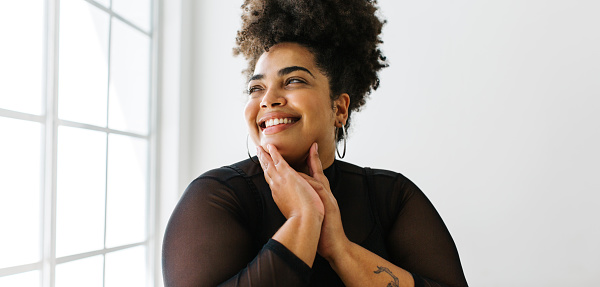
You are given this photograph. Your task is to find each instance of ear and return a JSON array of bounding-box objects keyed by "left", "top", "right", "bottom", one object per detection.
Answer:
[{"left": 333, "top": 93, "right": 350, "bottom": 127}]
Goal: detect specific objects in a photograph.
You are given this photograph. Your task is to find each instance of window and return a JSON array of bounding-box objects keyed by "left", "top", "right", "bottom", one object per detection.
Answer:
[{"left": 0, "top": 0, "right": 156, "bottom": 286}]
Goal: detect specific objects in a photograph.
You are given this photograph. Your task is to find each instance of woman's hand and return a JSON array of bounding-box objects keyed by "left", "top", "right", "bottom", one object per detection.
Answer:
[
  {"left": 257, "top": 144, "right": 325, "bottom": 221},
  {"left": 299, "top": 143, "right": 351, "bottom": 262}
]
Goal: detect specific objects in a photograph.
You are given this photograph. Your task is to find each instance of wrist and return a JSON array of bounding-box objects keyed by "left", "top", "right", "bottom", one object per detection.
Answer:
[
  {"left": 289, "top": 207, "right": 324, "bottom": 223},
  {"left": 288, "top": 212, "right": 324, "bottom": 230},
  {"left": 323, "top": 236, "right": 352, "bottom": 264},
  {"left": 273, "top": 213, "right": 323, "bottom": 268}
]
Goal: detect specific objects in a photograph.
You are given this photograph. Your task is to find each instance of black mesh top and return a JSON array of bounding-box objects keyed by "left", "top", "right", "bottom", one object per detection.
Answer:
[{"left": 162, "top": 158, "right": 468, "bottom": 286}]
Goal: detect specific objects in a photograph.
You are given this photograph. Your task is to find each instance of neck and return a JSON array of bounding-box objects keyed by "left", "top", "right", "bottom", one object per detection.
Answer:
[{"left": 289, "top": 150, "right": 335, "bottom": 175}]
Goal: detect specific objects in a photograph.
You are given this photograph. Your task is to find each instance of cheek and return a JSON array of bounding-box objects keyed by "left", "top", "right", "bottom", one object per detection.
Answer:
[
  {"left": 310, "top": 98, "right": 335, "bottom": 124},
  {"left": 244, "top": 100, "right": 258, "bottom": 128},
  {"left": 302, "top": 106, "right": 335, "bottom": 140},
  {"left": 244, "top": 102, "right": 261, "bottom": 146}
]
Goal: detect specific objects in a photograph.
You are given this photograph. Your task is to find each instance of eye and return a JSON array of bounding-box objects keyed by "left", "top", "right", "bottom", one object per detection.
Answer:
[
  {"left": 247, "top": 85, "right": 263, "bottom": 95},
  {"left": 286, "top": 77, "right": 306, "bottom": 85}
]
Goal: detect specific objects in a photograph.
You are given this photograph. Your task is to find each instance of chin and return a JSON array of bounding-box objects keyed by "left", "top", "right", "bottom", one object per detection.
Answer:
[{"left": 262, "top": 139, "right": 310, "bottom": 165}]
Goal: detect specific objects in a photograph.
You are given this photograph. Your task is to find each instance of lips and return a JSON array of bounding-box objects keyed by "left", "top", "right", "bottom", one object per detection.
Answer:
[
  {"left": 258, "top": 113, "right": 300, "bottom": 128},
  {"left": 262, "top": 117, "right": 297, "bottom": 128},
  {"left": 257, "top": 113, "right": 301, "bottom": 134}
]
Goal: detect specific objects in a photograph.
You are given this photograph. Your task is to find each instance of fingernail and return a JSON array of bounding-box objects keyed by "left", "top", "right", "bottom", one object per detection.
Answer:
[{"left": 315, "top": 143, "right": 319, "bottom": 152}]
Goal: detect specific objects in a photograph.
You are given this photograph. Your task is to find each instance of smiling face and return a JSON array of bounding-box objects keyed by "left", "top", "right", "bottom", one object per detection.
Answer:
[{"left": 244, "top": 42, "right": 348, "bottom": 170}]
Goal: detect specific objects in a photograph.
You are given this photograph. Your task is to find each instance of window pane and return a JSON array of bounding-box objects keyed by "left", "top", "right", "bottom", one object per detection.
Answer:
[
  {"left": 0, "top": 1, "right": 44, "bottom": 115},
  {"left": 56, "top": 255, "right": 103, "bottom": 287},
  {"left": 112, "top": 0, "right": 151, "bottom": 32},
  {"left": 94, "top": 0, "right": 110, "bottom": 8},
  {"left": 106, "top": 134, "right": 147, "bottom": 247},
  {"left": 108, "top": 18, "right": 150, "bottom": 135},
  {"left": 0, "top": 117, "right": 42, "bottom": 268},
  {"left": 105, "top": 246, "right": 147, "bottom": 287},
  {"left": 0, "top": 270, "right": 40, "bottom": 287},
  {"left": 58, "top": 0, "right": 109, "bottom": 126},
  {"left": 56, "top": 126, "right": 106, "bottom": 257}
]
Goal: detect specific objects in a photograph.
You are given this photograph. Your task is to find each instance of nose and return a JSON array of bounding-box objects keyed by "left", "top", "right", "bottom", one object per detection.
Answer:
[{"left": 260, "top": 87, "right": 287, "bottom": 108}]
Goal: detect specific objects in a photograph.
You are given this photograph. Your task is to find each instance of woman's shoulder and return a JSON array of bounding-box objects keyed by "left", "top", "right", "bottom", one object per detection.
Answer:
[
  {"left": 191, "top": 157, "right": 263, "bottom": 186},
  {"left": 335, "top": 161, "right": 421, "bottom": 232},
  {"left": 179, "top": 158, "right": 264, "bottom": 219},
  {"left": 334, "top": 160, "right": 422, "bottom": 206},
  {"left": 335, "top": 160, "right": 410, "bottom": 184},
  {"left": 179, "top": 158, "right": 264, "bottom": 209},
  {"left": 168, "top": 159, "right": 264, "bottom": 240}
]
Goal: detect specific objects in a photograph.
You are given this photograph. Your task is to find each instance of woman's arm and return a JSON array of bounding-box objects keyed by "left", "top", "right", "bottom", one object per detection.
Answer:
[
  {"left": 384, "top": 178, "right": 468, "bottom": 286},
  {"left": 256, "top": 144, "right": 324, "bottom": 267},
  {"left": 162, "top": 168, "right": 318, "bottom": 286},
  {"left": 301, "top": 144, "right": 467, "bottom": 287},
  {"left": 328, "top": 242, "right": 414, "bottom": 287},
  {"left": 298, "top": 145, "right": 415, "bottom": 287}
]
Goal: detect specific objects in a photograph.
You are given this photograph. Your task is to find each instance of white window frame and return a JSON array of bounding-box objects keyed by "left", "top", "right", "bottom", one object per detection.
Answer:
[
  {"left": 0, "top": 0, "right": 168, "bottom": 286},
  {"left": 154, "top": 0, "right": 195, "bottom": 283}
]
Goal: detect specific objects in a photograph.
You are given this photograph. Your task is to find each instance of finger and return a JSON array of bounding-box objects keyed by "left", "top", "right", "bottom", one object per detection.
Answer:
[
  {"left": 307, "top": 143, "right": 319, "bottom": 175},
  {"left": 257, "top": 146, "right": 278, "bottom": 183},
  {"left": 299, "top": 173, "right": 322, "bottom": 190},
  {"left": 299, "top": 173, "right": 331, "bottom": 197},
  {"left": 299, "top": 173, "right": 334, "bottom": 209},
  {"left": 307, "top": 143, "right": 327, "bottom": 183},
  {"left": 256, "top": 146, "right": 271, "bottom": 170},
  {"left": 266, "top": 144, "right": 291, "bottom": 171}
]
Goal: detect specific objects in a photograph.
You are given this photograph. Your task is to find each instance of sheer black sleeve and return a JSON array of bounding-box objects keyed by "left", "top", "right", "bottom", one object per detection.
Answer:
[
  {"left": 162, "top": 169, "right": 311, "bottom": 286},
  {"left": 386, "top": 176, "right": 468, "bottom": 287}
]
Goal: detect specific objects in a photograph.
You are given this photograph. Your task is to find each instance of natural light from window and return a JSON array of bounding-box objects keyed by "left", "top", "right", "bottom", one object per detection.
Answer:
[{"left": 0, "top": 0, "right": 154, "bottom": 285}]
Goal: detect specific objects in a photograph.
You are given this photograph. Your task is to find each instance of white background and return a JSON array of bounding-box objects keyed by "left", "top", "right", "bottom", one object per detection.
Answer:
[{"left": 173, "top": 1, "right": 600, "bottom": 285}]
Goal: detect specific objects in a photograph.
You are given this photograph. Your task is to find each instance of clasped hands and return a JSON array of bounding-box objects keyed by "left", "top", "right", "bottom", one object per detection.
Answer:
[{"left": 257, "top": 143, "right": 350, "bottom": 262}]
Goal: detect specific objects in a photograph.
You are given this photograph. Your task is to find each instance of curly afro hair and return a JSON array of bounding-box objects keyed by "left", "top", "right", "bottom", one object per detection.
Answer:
[{"left": 234, "top": 0, "right": 388, "bottom": 141}]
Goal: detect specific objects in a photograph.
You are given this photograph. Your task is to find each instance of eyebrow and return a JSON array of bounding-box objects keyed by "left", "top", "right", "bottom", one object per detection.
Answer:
[
  {"left": 279, "top": 66, "right": 315, "bottom": 78},
  {"left": 248, "top": 66, "right": 315, "bottom": 83}
]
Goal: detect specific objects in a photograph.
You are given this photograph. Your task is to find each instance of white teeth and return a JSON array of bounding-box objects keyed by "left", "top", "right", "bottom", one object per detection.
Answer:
[{"left": 264, "top": 118, "right": 295, "bottom": 128}]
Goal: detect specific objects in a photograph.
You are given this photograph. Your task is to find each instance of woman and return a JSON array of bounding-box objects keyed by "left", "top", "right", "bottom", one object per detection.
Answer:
[{"left": 162, "top": 0, "right": 468, "bottom": 286}]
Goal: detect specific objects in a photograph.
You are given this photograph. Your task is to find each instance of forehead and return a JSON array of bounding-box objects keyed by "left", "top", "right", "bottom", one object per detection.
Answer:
[{"left": 253, "top": 42, "right": 318, "bottom": 75}]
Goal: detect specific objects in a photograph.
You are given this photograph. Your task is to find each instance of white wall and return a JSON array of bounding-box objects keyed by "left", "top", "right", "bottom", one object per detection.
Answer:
[
  {"left": 184, "top": 1, "right": 600, "bottom": 285},
  {"left": 188, "top": 1, "right": 248, "bottom": 175}
]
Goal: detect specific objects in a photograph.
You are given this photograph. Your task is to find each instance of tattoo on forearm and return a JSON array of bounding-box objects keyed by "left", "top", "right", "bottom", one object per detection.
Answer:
[{"left": 374, "top": 266, "right": 400, "bottom": 287}]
